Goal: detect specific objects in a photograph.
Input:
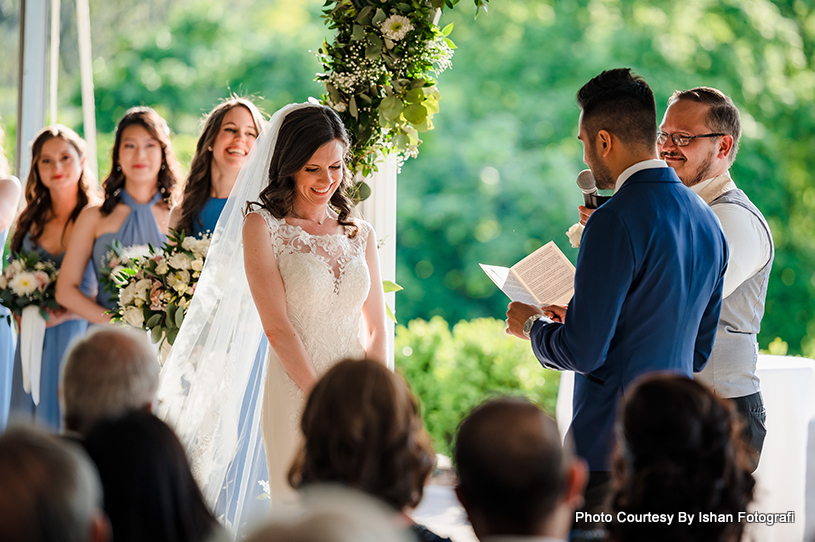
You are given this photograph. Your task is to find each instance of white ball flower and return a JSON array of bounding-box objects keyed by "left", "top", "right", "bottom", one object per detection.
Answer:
[{"left": 380, "top": 14, "right": 413, "bottom": 42}]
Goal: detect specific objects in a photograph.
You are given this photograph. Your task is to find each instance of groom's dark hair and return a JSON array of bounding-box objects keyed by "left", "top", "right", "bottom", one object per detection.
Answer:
[{"left": 577, "top": 68, "right": 657, "bottom": 152}]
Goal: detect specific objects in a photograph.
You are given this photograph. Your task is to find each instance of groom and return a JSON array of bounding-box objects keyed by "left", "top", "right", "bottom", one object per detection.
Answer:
[{"left": 506, "top": 68, "right": 728, "bottom": 513}]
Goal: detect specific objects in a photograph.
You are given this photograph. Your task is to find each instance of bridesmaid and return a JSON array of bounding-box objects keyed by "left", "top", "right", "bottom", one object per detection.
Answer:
[
  {"left": 56, "top": 107, "right": 180, "bottom": 323},
  {"left": 170, "top": 97, "right": 264, "bottom": 237},
  {"left": 0, "top": 123, "right": 22, "bottom": 431},
  {"left": 9, "top": 126, "right": 99, "bottom": 430}
]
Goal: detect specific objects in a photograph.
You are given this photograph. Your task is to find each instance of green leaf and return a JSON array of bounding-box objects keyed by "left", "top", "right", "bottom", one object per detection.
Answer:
[
  {"left": 409, "top": 78, "right": 426, "bottom": 89},
  {"left": 383, "top": 280, "right": 404, "bottom": 293},
  {"left": 355, "top": 6, "right": 372, "bottom": 22},
  {"left": 352, "top": 24, "right": 364, "bottom": 41},
  {"left": 380, "top": 95, "right": 404, "bottom": 120},
  {"left": 146, "top": 313, "right": 162, "bottom": 328},
  {"left": 397, "top": 3, "right": 411, "bottom": 12},
  {"left": 403, "top": 103, "right": 427, "bottom": 124},
  {"left": 441, "top": 23, "right": 454, "bottom": 36},
  {"left": 372, "top": 8, "right": 386, "bottom": 25},
  {"left": 405, "top": 88, "right": 424, "bottom": 104},
  {"left": 175, "top": 305, "right": 185, "bottom": 328},
  {"left": 385, "top": 303, "right": 397, "bottom": 323},
  {"left": 349, "top": 96, "right": 358, "bottom": 119},
  {"left": 365, "top": 43, "right": 382, "bottom": 59},
  {"left": 150, "top": 325, "right": 162, "bottom": 344},
  {"left": 444, "top": 37, "right": 457, "bottom": 49}
]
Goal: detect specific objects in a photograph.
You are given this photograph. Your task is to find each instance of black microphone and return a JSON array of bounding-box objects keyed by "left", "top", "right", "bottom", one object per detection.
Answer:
[{"left": 576, "top": 169, "right": 611, "bottom": 209}]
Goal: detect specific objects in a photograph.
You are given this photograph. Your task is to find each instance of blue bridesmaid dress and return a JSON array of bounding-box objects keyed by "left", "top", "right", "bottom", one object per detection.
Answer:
[
  {"left": 0, "top": 227, "right": 15, "bottom": 431},
  {"left": 190, "top": 196, "right": 227, "bottom": 238},
  {"left": 9, "top": 234, "right": 97, "bottom": 431},
  {"left": 92, "top": 190, "right": 167, "bottom": 311}
]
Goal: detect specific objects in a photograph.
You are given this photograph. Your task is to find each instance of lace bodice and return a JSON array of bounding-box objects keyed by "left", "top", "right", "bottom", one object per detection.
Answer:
[{"left": 252, "top": 209, "right": 371, "bottom": 375}]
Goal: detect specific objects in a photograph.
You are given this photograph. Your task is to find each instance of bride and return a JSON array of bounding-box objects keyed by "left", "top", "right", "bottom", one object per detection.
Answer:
[{"left": 158, "top": 103, "right": 387, "bottom": 530}]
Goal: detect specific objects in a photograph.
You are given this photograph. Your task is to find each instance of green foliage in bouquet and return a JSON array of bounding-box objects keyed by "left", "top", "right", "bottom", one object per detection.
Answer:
[
  {"left": 395, "top": 316, "right": 560, "bottom": 456},
  {"left": 317, "top": 0, "right": 486, "bottom": 179},
  {"left": 111, "top": 230, "right": 211, "bottom": 346},
  {"left": 0, "top": 251, "right": 60, "bottom": 321},
  {"left": 99, "top": 240, "right": 155, "bottom": 307}
]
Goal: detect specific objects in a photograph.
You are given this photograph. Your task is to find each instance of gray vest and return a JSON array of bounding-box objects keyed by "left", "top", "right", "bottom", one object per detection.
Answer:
[{"left": 696, "top": 189, "right": 774, "bottom": 398}]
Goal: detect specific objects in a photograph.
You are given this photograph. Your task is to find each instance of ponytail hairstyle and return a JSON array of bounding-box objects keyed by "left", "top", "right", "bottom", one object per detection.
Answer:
[
  {"left": 175, "top": 96, "right": 265, "bottom": 235},
  {"left": 100, "top": 107, "right": 180, "bottom": 216},
  {"left": 11, "top": 125, "right": 95, "bottom": 254},
  {"left": 247, "top": 105, "right": 358, "bottom": 238}
]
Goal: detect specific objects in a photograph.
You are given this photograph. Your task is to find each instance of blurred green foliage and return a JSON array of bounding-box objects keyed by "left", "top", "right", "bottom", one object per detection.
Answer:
[
  {"left": 1, "top": 0, "right": 815, "bottom": 359},
  {"left": 395, "top": 316, "right": 560, "bottom": 456}
]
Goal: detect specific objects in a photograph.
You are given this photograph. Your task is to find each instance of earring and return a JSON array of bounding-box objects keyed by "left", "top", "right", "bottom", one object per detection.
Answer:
[
  {"left": 207, "top": 146, "right": 212, "bottom": 152},
  {"left": 161, "top": 164, "right": 166, "bottom": 170},
  {"left": 116, "top": 165, "right": 121, "bottom": 172}
]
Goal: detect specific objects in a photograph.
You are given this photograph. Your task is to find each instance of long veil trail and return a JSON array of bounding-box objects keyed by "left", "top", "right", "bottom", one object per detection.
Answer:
[{"left": 157, "top": 102, "right": 314, "bottom": 534}]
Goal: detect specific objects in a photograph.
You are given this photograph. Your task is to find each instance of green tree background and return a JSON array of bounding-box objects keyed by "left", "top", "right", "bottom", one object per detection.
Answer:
[{"left": 2, "top": 0, "right": 814, "bottom": 399}]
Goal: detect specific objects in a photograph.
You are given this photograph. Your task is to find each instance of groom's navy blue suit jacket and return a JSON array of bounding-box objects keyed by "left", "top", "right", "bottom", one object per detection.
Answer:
[{"left": 530, "top": 165, "right": 728, "bottom": 472}]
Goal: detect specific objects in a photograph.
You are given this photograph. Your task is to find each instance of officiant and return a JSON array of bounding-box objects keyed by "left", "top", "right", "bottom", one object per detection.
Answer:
[{"left": 505, "top": 68, "right": 728, "bottom": 515}]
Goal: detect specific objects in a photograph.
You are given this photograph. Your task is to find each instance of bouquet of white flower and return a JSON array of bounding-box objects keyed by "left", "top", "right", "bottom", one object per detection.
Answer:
[
  {"left": 99, "top": 241, "right": 154, "bottom": 307},
  {"left": 111, "top": 230, "right": 210, "bottom": 346},
  {"left": 0, "top": 250, "right": 60, "bottom": 321}
]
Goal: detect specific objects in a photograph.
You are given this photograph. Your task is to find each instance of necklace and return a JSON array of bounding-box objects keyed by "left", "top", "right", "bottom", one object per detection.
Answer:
[{"left": 290, "top": 210, "right": 330, "bottom": 225}]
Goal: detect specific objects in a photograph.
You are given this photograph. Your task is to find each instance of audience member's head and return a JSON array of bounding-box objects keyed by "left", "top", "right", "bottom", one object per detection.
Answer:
[
  {"left": 82, "top": 410, "right": 218, "bottom": 542},
  {"left": 247, "top": 485, "right": 411, "bottom": 542},
  {"left": 60, "top": 326, "right": 159, "bottom": 435},
  {"left": 608, "top": 373, "right": 755, "bottom": 542},
  {"left": 454, "top": 397, "right": 587, "bottom": 541},
  {"left": 289, "top": 358, "right": 435, "bottom": 512},
  {"left": 0, "top": 425, "right": 110, "bottom": 542}
]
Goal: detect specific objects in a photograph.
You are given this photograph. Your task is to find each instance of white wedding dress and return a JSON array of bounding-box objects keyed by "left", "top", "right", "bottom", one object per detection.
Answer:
[{"left": 253, "top": 209, "right": 370, "bottom": 502}]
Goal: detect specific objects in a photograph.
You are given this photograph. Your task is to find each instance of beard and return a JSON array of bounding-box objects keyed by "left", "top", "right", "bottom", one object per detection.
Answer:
[
  {"left": 663, "top": 146, "right": 717, "bottom": 187},
  {"left": 586, "top": 145, "right": 615, "bottom": 190}
]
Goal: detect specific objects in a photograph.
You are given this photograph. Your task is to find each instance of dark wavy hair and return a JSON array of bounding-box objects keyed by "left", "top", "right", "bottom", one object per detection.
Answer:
[
  {"left": 247, "top": 105, "right": 358, "bottom": 237},
  {"left": 11, "top": 125, "right": 96, "bottom": 254},
  {"left": 175, "top": 97, "right": 265, "bottom": 235},
  {"left": 289, "top": 359, "right": 436, "bottom": 510},
  {"left": 608, "top": 374, "right": 755, "bottom": 542},
  {"left": 100, "top": 107, "right": 180, "bottom": 216},
  {"left": 83, "top": 410, "right": 218, "bottom": 542}
]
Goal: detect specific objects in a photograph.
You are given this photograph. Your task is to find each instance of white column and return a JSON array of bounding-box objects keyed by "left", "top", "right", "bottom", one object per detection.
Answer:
[
  {"left": 16, "top": 0, "right": 48, "bottom": 182},
  {"left": 76, "top": 0, "right": 97, "bottom": 179},
  {"left": 356, "top": 153, "right": 398, "bottom": 370}
]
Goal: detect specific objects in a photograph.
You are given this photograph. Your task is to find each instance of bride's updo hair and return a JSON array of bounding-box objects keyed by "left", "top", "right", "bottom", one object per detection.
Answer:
[{"left": 251, "top": 105, "right": 358, "bottom": 237}]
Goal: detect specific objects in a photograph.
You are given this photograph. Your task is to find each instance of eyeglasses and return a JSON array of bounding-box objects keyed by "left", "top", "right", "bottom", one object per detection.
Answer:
[{"left": 657, "top": 131, "right": 727, "bottom": 147}]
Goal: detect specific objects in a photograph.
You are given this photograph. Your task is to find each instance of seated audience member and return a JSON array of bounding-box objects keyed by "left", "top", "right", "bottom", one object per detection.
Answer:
[
  {"left": 0, "top": 425, "right": 110, "bottom": 542},
  {"left": 60, "top": 326, "right": 159, "bottom": 436},
  {"left": 454, "top": 397, "right": 588, "bottom": 542},
  {"left": 83, "top": 410, "right": 222, "bottom": 542},
  {"left": 608, "top": 374, "right": 755, "bottom": 542},
  {"left": 288, "top": 358, "right": 448, "bottom": 542},
  {"left": 247, "top": 485, "right": 411, "bottom": 542}
]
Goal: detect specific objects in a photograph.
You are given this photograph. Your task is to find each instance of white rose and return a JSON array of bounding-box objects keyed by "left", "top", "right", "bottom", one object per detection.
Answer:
[
  {"left": 181, "top": 236, "right": 197, "bottom": 251},
  {"left": 135, "top": 279, "right": 153, "bottom": 302},
  {"left": 119, "top": 283, "right": 138, "bottom": 306},
  {"left": 123, "top": 306, "right": 145, "bottom": 328},
  {"left": 155, "top": 259, "right": 170, "bottom": 275},
  {"left": 193, "top": 238, "right": 210, "bottom": 258},
  {"left": 191, "top": 259, "right": 203, "bottom": 272},
  {"left": 566, "top": 222, "right": 585, "bottom": 249},
  {"left": 168, "top": 253, "right": 193, "bottom": 270}
]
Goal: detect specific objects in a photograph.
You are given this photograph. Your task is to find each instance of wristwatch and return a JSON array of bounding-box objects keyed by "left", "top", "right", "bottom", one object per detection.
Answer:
[{"left": 523, "top": 314, "right": 546, "bottom": 338}]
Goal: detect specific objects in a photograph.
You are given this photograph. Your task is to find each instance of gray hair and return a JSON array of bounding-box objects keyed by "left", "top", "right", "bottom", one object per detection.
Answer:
[
  {"left": 60, "top": 326, "right": 159, "bottom": 435},
  {"left": 0, "top": 425, "right": 104, "bottom": 542}
]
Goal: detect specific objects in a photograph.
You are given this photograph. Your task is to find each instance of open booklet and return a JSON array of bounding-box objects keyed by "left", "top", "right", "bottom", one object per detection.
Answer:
[{"left": 480, "top": 241, "right": 575, "bottom": 307}]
